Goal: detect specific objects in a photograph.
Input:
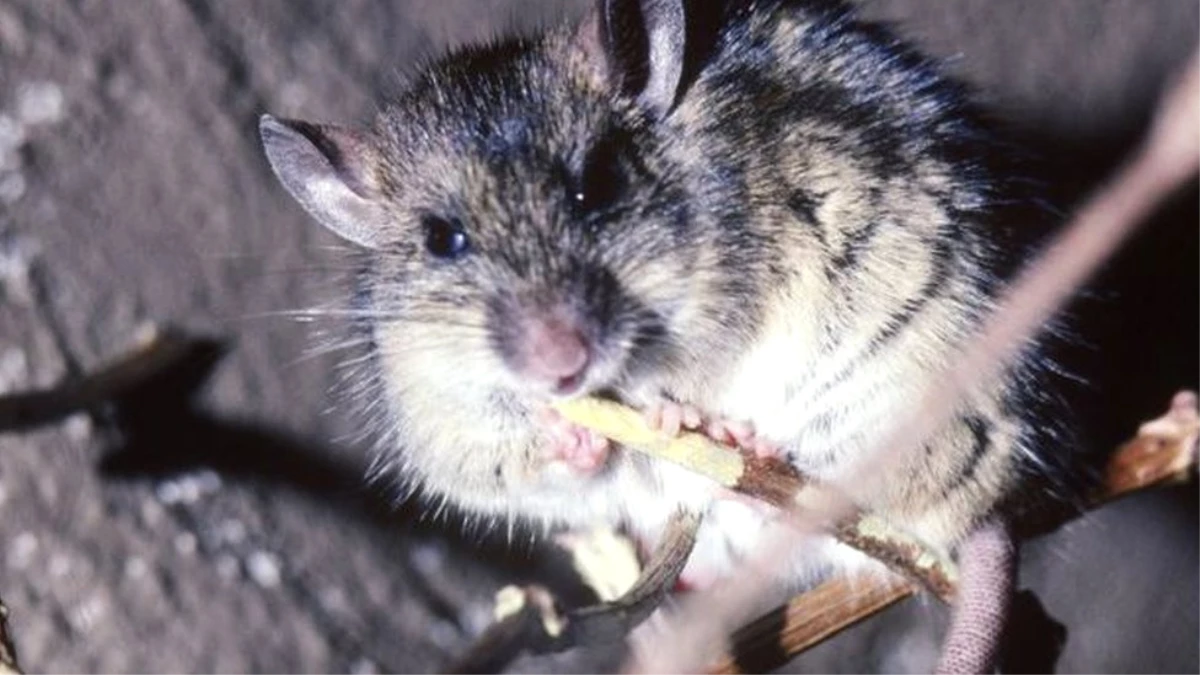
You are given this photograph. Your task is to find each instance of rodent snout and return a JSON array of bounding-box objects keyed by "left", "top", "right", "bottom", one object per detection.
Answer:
[
  {"left": 488, "top": 291, "right": 609, "bottom": 397},
  {"left": 521, "top": 314, "right": 592, "bottom": 395}
]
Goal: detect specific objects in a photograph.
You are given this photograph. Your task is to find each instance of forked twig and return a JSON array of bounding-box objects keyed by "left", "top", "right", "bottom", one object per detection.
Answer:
[{"left": 444, "top": 510, "right": 701, "bottom": 673}]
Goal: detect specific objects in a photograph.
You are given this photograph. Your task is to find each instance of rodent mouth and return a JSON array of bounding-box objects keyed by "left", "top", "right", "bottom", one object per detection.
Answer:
[{"left": 553, "top": 372, "right": 586, "bottom": 397}]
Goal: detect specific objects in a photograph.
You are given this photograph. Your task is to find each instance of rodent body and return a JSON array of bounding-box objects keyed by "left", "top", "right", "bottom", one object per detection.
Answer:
[{"left": 262, "top": 0, "right": 1059, "bottom": 593}]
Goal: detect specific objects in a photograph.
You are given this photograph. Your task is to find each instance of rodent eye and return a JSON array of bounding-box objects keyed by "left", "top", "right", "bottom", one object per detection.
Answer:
[
  {"left": 572, "top": 140, "right": 627, "bottom": 217},
  {"left": 422, "top": 216, "right": 469, "bottom": 260}
]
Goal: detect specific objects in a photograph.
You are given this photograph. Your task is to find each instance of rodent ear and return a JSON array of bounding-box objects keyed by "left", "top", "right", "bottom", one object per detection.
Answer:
[
  {"left": 578, "top": 0, "right": 687, "bottom": 116},
  {"left": 259, "top": 114, "right": 387, "bottom": 250}
]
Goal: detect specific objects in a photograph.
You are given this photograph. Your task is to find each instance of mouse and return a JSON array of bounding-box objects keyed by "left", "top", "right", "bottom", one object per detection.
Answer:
[{"left": 259, "top": 0, "right": 1075, "bottom": 670}]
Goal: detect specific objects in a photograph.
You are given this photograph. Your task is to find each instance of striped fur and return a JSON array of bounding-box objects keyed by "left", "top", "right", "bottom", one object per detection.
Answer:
[{"left": 268, "top": 0, "right": 1071, "bottom": 588}]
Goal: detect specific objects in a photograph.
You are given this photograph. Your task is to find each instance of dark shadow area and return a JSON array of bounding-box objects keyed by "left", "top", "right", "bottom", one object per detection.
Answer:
[
  {"left": 997, "top": 590, "right": 1069, "bottom": 674},
  {"left": 1014, "top": 122, "right": 1198, "bottom": 455},
  {"left": 0, "top": 329, "right": 605, "bottom": 672},
  {"left": 978, "top": 109, "right": 1199, "bottom": 486}
]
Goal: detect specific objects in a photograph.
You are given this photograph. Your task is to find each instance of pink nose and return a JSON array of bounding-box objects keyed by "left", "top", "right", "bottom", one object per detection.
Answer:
[{"left": 523, "top": 316, "right": 590, "bottom": 391}]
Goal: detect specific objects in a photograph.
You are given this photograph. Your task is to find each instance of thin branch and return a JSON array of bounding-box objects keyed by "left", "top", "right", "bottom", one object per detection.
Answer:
[
  {"left": 0, "top": 598, "right": 19, "bottom": 675},
  {"left": 552, "top": 397, "right": 958, "bottom": 600},
  {"left": 562, "top": 510, "right": 701, "bottom": 646},
  {"left": 1098, "top": 390, "right": 1199, "bottom": 504},
  {"left": 444, "top": 510, "right": 702, "bottom": 673},
  {"left": 0, "top": 323, "right": 225, "bottom": 432},
  {"left": 710, "top": 576, "right": 915, "bottom": 675}
]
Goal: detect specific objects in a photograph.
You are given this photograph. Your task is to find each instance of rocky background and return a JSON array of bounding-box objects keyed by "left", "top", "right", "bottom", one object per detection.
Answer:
[{"left": 0, "top": 1, "right": 1196, "bottom": 672}]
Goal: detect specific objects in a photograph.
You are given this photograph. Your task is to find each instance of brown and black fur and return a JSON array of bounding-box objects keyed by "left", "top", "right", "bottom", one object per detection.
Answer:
[{"left": 260, "top": 0, "right": 1075, "bottom": 669}]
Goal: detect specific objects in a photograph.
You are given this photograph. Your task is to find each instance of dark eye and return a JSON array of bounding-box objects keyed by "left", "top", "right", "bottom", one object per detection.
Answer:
[
  {"left": 572, "top": 140, "right": 627, "bottom": 216},
  {"left": 422, "top": 216, "right": 469, "bottom": 259}
]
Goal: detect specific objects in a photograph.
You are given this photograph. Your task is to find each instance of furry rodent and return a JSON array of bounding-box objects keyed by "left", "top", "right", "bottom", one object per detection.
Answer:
[{"left": 261, "top": 0, "right": 1067, "bottom": 619}]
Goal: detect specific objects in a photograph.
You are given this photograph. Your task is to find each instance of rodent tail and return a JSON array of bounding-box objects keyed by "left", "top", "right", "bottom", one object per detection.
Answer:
[{"left": 935, "top": 518, "right": 1016, "bottom": 674}]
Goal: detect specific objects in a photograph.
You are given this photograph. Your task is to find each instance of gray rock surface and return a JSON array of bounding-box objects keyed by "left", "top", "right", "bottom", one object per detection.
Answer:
[{"left": 0, "top": 1, "right": 1195, "bottom": 672}]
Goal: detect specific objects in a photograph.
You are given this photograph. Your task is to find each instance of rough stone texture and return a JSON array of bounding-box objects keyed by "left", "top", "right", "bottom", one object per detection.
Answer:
[{"left": 0, "top": 1, "right": 1195, "bottom": 673}]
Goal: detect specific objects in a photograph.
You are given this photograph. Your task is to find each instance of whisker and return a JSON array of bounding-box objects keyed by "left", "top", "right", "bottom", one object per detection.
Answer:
[{"left": 284, "top": 338, "right": 376, "bottom": 367}]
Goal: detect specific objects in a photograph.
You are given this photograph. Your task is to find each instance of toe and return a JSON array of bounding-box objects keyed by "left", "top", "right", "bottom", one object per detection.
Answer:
[
  {"left": 681, "top": 404, "right": 703, "bottom": 430},
  {"left": 660, "top": 402, "right": 683, "bottom": 437},
  {"left": 643, "top": 402, "right": 664, "bottom": 432}
]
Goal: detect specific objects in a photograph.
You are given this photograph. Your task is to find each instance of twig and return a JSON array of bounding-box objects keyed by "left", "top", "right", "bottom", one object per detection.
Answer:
[
  {"left": 562, "top": 510, "right": 701, "bottom": 645},
  {"left": 0, "top": 323, "right": 225, "bottom": 432},
  {"left": 553, "top": 397, "right": 958, "bottom": 600},
  {"left": 0, "top": 598, "right": 20, "bottom": 675},
  {"left": 443, "top": 586, "right": 560, "bottom": 675},
  {"left": 1098, "top": 390, "right": 1199, "bottom": 504},
  {"left": 710, "top": 576, "right": 915, "bottom": 675},
  {"left": 444, "top": 510, "right": 702, "bottom": 673}
]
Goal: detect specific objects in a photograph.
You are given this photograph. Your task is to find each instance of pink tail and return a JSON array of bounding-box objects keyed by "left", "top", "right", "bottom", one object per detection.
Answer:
[{"left": 936, "top": 519, "right": 1016, "bottom": 674}]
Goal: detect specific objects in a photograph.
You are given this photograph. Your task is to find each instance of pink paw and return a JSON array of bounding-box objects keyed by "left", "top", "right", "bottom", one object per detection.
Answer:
[
  {"left": 537, "top": 407, "right": 611, "bottom": 474},
  {"left": 643, "top": 400, "right": 705, "bottom": 437},
  {"left": 643, "top": 400, "right": 781, "bottom": 458}
]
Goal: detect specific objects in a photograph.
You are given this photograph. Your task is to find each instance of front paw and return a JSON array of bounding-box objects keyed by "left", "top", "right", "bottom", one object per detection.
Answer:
[
  {"left": 537, "top": 406, "right": 611, "bottom": 475},
  {"left": 643, "top": 399, "right": 781, "bottom": 458}
]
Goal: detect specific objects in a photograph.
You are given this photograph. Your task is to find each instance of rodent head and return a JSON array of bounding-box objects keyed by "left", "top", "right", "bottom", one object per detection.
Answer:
[{"left": 261, "top": 0, "right": 721, "bottom": 402}]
